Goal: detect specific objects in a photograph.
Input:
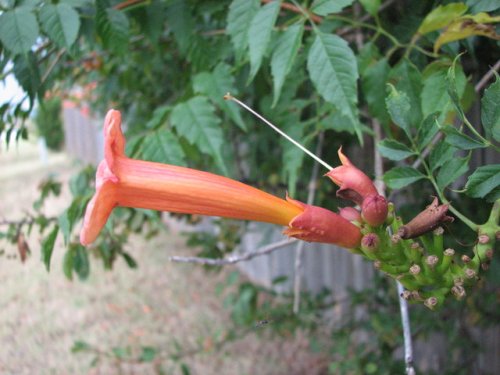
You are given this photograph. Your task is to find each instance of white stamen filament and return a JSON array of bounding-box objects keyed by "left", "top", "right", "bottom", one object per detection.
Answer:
[{"left": 224, "top": 93, "right": 334, "bottom": 171}]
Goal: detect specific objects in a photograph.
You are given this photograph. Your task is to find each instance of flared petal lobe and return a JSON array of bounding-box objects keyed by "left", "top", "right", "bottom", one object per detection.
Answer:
[{"left": 325, "top": 148, "right": 378, "bottom": 205}]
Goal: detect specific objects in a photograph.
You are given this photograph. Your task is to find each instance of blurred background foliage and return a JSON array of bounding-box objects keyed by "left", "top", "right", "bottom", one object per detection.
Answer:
[{"left": 0, "top": 0, "right": 499, "bottom": 373}]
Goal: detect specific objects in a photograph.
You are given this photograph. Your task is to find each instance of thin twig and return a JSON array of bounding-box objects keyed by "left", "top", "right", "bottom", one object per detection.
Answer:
[
  {"left": 169, "top": 238, "right": 297, "bottom": 266},
  {"left": 293, "top": 132, "right": 324, "bottom": 314},
  {"left": 475, "top": 59, "right": 500, "bottom": 92},
  {"left": 397, "top": 281, "right": 416, "bottom": 375}
]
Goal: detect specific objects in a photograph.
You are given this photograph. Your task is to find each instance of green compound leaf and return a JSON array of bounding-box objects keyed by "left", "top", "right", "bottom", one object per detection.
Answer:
[
  {"left": 226, "top": 0, "right": 260, "bottom": 59},
  {"left": 247, "top": 0, "right": 281, "bottom": 82},
  {"left": 416, "top": 112, "right": 440, "bottom": 151},
  {"left": 361, "top": 57, "right": 390, "bottom": 125},
  {"left": 436, "top": 156, "right": 469, "bottom": 190},
  {"left": 465, "top": 164, "right": 500, "bottom": 201},
  {"left": 307, "top": 32, "right": 361, "bottom": 143},
  {"left": 42, "top": 225, "right": 59, "bottom": 272},
  {"left": 271, "top": 23, "right": 304, "bottom": 107},
  {"left": 377, "top": 139, "right": 415, "bottom": 161},
  {"left": 39, "top": 4, "right": 80, "bottom": 49},
  {"left": 74, "top": 244, "right": 90, "bottom": 280},
  {"left": 193, "top": 63, "right": 246, "bottom": 131},
  {"left": 383, "top": 167, "right": 426, "bottom": 189},
  {"left": 481, "top": 75, "right": 500, "bottom": 142},
  {"left": 386, "top": 84, "right": 412, "bottom": 138},
  {"left": 170, "top": 96, "right": 229, "bottom": 175},
  {"left": 140, "top": 130, "right": 186, "bottom": 165},
  {"left": 429, "top": 141, "right": 457, "bottom": 172},
  {"left": 0, "top": 7, "right": 39, "bottom": 55},
  {"left": 96, "top": 1, "right": 129, "bottom": 54},
  {"left": 442, "top": 125, "right": 487, "bottom": 150}
]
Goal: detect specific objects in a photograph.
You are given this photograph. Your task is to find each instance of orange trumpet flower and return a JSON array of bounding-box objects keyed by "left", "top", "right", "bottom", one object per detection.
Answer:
[{"left": 80, "top": 110, "right": 361, "bottom": 248}]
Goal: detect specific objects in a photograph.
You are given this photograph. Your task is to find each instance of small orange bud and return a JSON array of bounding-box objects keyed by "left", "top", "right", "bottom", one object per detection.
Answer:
[{"left": 361, "top": 194, "right": 388, "bottom": 226}]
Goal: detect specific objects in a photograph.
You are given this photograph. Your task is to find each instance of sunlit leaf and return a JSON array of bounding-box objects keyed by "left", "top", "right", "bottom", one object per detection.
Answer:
[
  {"left": 418, "top": 3, "right": 468, "bottom": 34},
  {"left": 434, "top": 16, "right": 500, "bottom": 52}
]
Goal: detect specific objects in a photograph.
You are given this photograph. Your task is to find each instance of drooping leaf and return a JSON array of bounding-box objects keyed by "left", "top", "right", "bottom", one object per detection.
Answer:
[
  {"left": 434, "top": 15, "right": 500, "bottom": 52},
  {"left": 13, "top": 52, "right": 42, "bottom": 104},
  {"left": 421, "top": 61, "right": 466, "bottom": 119},
  {"left": 429, "top": 141, "right": 457, "bottom": 172},
  {"left": 418, "top": 3, "right": 468, "bottom": 34},
  {"left": 377, "top": 139, "right": 415, "bottom": 161},
  {"left": 139, "top": 130, "right": 186, "bottom": 165},
  {"left": 73, "top": 244, "right": 90, "bottom": 280},
  {"left": 436, "top": 156, "right": 469, "bottom": 190},
  {"left": 121, "top": 251, "right": 138, "bottom": 269},
  {"left": 361, "top": 58, "right": 390, "bottom": 125},
  {"left": 247, "top": 0, "right": 281, "bottom": 82},
  {"left": 96, "top": 0, "right": 129, "bottom": 54},
  {"left": 465, "top": 164, "right": 500, "bottom": 200},
  {"left": 307, "top": 32, "right": 362, "bottom": 142},
  {"left": 311, "top": 0, "right": 354, "bottom": 15},
  {"left": 442, "top": 125, "right": 487, "bottom": 150},
  {"left": 42, "top": 225, "right": 59, "bottom": 272},
  {"left": 416, "top": 112, "right": 440, "bottom": 151},
  {"left": 226, "top": 0, "right": 260, "bottom": 59},
  {"left": 389, "top": 60, "right": 423, "bottom": 127},
  {"left": 359, "top": 0, "right": 381, "bottom": 15},
  {"left": 383, "top": 167, "right": 426, "bottom": 189},
  {"left": 170, "top": 96, "right": 229, "bottom": 175},
  {"left": 193, "top": 63, "right": 246, "bottom": 130},
  {"left": 39, "top": 4, "right": 80, "bottom": 49},
  {"left": 63, "top": 248, "right": 74, "bottom": 280},
  {"left": 446, "top": 56, "right": 467, "bottom": 121},
  {"left": 271, "top": 23, "right": 304, "bottom": 107},
  {"left": 0, "top": 7, "right": 39, "bottom": 55},
  {"left": 385, "top": 84, "right": 412, "bottom": 138},
  {"left": 165, "top": 0, "right": 194, "bottom": 55},
  {"left": 58, "top": 198, "right": 84, "bottom": 245},
  {"left": 481, "top": 75, "right": 500, "bottom": 142}
]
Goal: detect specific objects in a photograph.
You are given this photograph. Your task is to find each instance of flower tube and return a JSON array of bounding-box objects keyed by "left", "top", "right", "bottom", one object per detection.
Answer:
[{"left": 80, "top": 110, "right": 361, "bottom": 248}]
